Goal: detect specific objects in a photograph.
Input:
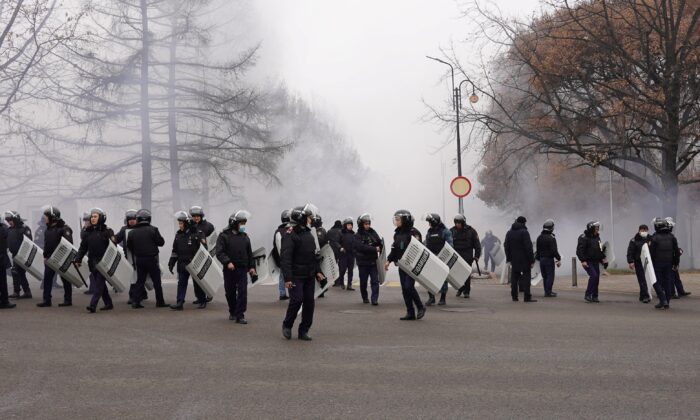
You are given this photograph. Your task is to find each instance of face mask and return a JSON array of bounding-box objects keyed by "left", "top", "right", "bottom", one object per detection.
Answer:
[
  {"left": 239, "top": 226, "right": 246, "bottom": 233},
  {"left": 640, "top": 232, "right": 648, "bottom": 238}
]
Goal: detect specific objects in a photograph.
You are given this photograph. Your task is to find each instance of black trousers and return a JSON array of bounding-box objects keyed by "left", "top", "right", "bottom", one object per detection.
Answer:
[
  {"left": 224, "top": 267, "right": 248, "bottom": 318},
  {"left": 399, "top": 269, "right": 423, "bottom": 316},
  {"left": 42, "top": 266, "right": 71, "bottom": 304},
  {"left": 11, "top": 264, "right": 31, "bottom": 295},
  {"left": 132, "top": 256, "right": 165, "bottom": 305},
  {"left": 283, "top": 276, "right": 315, "bottom": 333},
  {"left": 0, "top": 261, "right": 9, "bottom": 304},
  {"left": 511, "top": 267, "right": 531, "bottom": 299}
]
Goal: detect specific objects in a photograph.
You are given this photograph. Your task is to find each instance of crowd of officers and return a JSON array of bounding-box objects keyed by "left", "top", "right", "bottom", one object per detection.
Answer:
[{"left": 0, "top": 205, "right": 693, "bottom": 340}]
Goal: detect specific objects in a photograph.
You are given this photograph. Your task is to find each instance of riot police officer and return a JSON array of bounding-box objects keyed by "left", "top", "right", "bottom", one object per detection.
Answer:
[
  {"left": 576, "top": 221, "right": 607, "bottom": 303},
  {"left": 424, "top": 213, "right": 453, "bottom": 306},
  {"left": 535, "top": 219, "right": 562, "bottom": 297},
  {"left": 650, "top": 218, "right": 679, "bottom": 310},
  {"left": 37, "top": 206, "right": 74, "bottom": 308},
  {"left": 385, "top": 209, "right": 426, "bottom": 321},
  {"left": 311, "top": 214, "right": 329, "bottom": 298},
  {"left": 5, "top": 211, "right": 33, "bottom": 300},
  {"left": 337, "top": 217, "right": 356, "bottom": 290},
  {"left": 75, "top": 208, "right": 115, "bottom": 313},
  {"left": 113, "top": 209, "right": 148, "bottom": 304},
  {"left": 189, "top": 205, "right": 215, "bottom": 304},
  {"left": 665, "top": 218, "right": 691, "bottom": 298},
  {"left": 281, "top": 205, "right": 325, "bottom": 340},
  {"left": 451, "top": 214, "right": 481, "bottom": 299},
  {"left": 126, "top": 209, "right": 168, "bottom": 309},
  {"left": 505, "top": 216, "right": 536, "bottom": 303},
  {"left": 271, "top": 210, "right": 291, "bottom": 300},
  {"left": 216, "top": 210, "right": 255, "bottom": 324},
  {"left": 353, "top": 213, "right": 382, "bottom": 305},
  {"left": 168, "top": 211, "right": 207, "bottom": 310},
  {"left": 0, "top": 219, "right": 15, "bottom": 309}
]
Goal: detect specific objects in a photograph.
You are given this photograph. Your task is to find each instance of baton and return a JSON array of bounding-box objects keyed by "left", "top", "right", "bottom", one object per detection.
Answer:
[
  {"left": 72, "top": 261, "right": 89, "bottom": 288},
  {"left": 475, "top": 261, "right": 482, "bottom": 276}
]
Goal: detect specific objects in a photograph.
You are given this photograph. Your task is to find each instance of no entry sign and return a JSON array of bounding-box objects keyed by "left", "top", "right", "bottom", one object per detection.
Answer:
[{"left": 450, "top": 176, "right": 472, "bottom": 198}]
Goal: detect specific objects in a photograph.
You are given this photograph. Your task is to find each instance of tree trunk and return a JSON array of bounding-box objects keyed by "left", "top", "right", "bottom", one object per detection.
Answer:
[
  {"left": 139, "top": 0, "right": 152, "bottom": 210},
  {"left": 167, "top": 22, "right": 181, "bottom": 213}
]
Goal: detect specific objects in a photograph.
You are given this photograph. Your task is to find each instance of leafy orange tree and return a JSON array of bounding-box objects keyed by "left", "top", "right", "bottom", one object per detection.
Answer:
[{"left": 456, "top": 0, "right": 700, "bottom": 218}]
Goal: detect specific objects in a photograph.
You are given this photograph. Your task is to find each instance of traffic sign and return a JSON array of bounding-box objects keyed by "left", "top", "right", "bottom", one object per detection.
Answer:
[{"left": 450, "top": 176, "right": 472, "bottom": 198}]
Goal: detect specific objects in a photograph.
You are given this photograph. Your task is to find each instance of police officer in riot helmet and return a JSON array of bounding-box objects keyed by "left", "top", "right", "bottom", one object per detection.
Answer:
[
  {"left": 0, "top": 217, "right": 15, "bottom": 309},
  {"left": 271, "top": 210, "right": 291, "bottom": 301},
  {"left": 664, "top": 217, "right": 691, "bottom": 298},
  {"left": 649, "top": 217, "right": 679, "bottom": 309},
  {"left": 281, "top": 204, "right": 326, "bottom": 340},
  {"left": 386, "top": 209, "right": 426, "bottom": 320},
  {"left": 311, "top": 213, "right": 329, "bottom": 298},
  {"left": 423, "top": 213, "right": 453, "bottom": 306},
  {"left": 535, "top": 219, "right": 562, "bottom": 298},
  {"left": 189, "top": 206, "right": 215, "bottom": 237},
  {"left": 451, "top": 214, "right": 481, "bottom": 299},
  {"left": 5, "top": 211, "right": 33, "bottom": 301},
  {"left": 353, "top": 213, "right": 383, "bottom": 305},
  {"left": 74, "top": 208, "right": 115, "bottom": 313},
  {"left": 215, "top": 210, "right": 256, "bottom": 323},
  {"left": 576, "top": 221, "right": 607, "bottom": 303},
  {"left": 112, "top": 209, "right": 148, "bottom": 304},
  {"left": 37, "top": 205, "right": 74, "bottom": 308},
  {"left": 126, "top": 209, "right": 168, "bottom": 309},
  {"left": 169, "top": 211, "right": 207, "bottom": 310}
]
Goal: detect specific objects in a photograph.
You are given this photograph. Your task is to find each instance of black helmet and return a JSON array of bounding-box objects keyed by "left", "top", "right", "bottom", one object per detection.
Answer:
[
  {"left": 543, "top": 219, "right": 554, "bottom": 232},
  {"left": 586, "top": 221, "right": 600, "bottom": 233},
  {"left": 311, "top": 214, "right": 323, "bottom": 228},
  {"left": 4, "top": 210, "right": 21, "bottom": 223},
  {"left": 343, "top": 217, "right": 354, "bottom": 226},
  {"left": 42, "top": 205, "right": 61, "bottom": 222},
  {"left": 357, "top": 213, "right": 372, "bottom": 226},
  {"left": 653, "top": 217, "right": 669, "bottom": 232},
  {"left": 228, "top": 210, "right": 250, "bottom": 228},
  {"left": 290, "top": 204, "right": 317, "bottom": 226},
  {"left": 90, "top": 208, "right": 107, "bottom": 225},
  {"left": 281, "top": 209, "right": 291, "bottom": 224},
  {"left": 175, "top": 210, "right": 192, "bottom": 228},
  {"left": 189, "top": 206, "right": 205, "bottom": 218},
  {"left": 453, "top": 214, "right": 466, "bottom": 225},
  {"left": 124, "top": 209, "right": 138, "bottom": 224},
  {"left": 423, "top": 213, "right": 441, "bottom": 227},
  {"left": 136, "top": 209, "right": 152, "bottom": 224},
  {"left": 393, "top": 209, "right": 414, "bottom": 228}
]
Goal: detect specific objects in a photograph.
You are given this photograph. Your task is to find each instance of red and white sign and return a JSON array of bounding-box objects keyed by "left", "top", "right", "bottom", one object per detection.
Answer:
[{"left": 450, "top": 176, "right": 472, "bottom": 198}]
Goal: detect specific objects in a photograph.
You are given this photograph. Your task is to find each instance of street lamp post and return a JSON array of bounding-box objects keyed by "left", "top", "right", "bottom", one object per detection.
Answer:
[{"left": 427, "top": 56, "right": 478, "bottom": 215}]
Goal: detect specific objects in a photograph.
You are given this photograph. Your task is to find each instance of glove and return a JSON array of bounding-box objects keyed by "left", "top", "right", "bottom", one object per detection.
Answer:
[
  {"left": 603, "top": 262, "right": 609, "bottom": 270},
  {"left": 168, "top": 263, "right": 175, "bottom": 274}
]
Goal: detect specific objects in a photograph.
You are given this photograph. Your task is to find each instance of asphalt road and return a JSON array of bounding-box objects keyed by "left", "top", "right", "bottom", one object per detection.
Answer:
[{"left": 1, "top": 276, "right": 699, "bottom": 419}]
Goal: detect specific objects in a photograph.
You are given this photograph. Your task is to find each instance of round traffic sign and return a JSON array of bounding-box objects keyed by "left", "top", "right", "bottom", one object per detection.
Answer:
[{"left": 450, "top": 176, "right": 472, "bottom": 198}]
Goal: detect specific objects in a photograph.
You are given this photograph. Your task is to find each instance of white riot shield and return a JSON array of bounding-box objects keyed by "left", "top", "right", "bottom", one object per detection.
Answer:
[
  {"left": 437, "top": 242, "right": 473, "bottom": 290},
  {"left": 13, "top": 235, "right": 44, "bottom": 282},
  {"left": 186, "top": 245, "right": 224, "bottom": 297},
  {"left": 397, "top": 237, "right": 449, "bottom": 295},
  {"left": 319, "top": 244, "right": 339, "bottom": 287},
  {"left": 96, "top": 241, "right": 133, "bottom": 293},
  {"left": 530, "top": 262, "right": 543, "bottom": 286},
  {"left": 45, "top": 237, "right": 89, "bottom": 288},
  {"left": 268, "top": 251, "right": 280, "bottom": 280},
  {"left": 499, "top": 262, "right": 510, "bottom": 285},
  {"left": 640, "top": 244, "right": 657, "bottom": 294},
  {"left": 490, "top": 242, "right": 506, "bottom": 267},
  {"left": 377, "top": 239, "right": 388, "bottom": 286},
  {"left": 603, "top": 241, "right": 615, "bottom": 265},
  {"left": 250, "top": 247, "right": 268, "bottom": 288},
  {"left": 207, "top": 232, "right": 219, "bottom": 257}
]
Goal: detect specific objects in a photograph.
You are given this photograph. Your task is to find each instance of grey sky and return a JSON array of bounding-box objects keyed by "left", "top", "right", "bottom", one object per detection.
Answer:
[{"left": 251, "top": 0, "right": 541, "bottom": 232}]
